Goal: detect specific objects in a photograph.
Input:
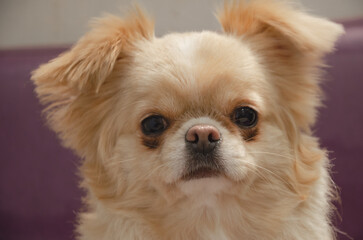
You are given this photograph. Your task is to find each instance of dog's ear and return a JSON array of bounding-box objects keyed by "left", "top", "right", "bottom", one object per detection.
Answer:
[
  {"left": 31, "top": 8, "right": 154, "bottom": 158},
  {"left": 32, "top": 8, "right": 153, "bottom": 94},
  {"left": 217, "top": 0, "right": 344, "bottom": 58}
]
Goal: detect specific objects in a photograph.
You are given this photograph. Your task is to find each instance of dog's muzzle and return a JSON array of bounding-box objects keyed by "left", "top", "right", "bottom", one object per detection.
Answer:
[{"left": 183, "top": 124, "right": 223, "bottom": 180}]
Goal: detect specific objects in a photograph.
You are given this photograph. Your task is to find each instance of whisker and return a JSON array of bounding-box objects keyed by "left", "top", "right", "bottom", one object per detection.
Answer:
[
  {"left": 146, "top": 161, "right": 173, "bottom": 179},
  {"left": 243, "top": 160, "right": 291, "bottom": 187},
  {"left": 242, "top": 163, "right": 273, "bottom": 184},
  {"left": 248, "top": 151, "right": 295, "bottom": 161},
  {"left": 105, "top": 158, "right": 138, "bottom": 168}
]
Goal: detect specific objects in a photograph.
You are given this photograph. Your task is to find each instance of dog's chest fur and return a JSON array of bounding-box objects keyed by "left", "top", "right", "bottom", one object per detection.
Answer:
[{"left": 79, "top": 173, "right": 331, "bottom": 240}]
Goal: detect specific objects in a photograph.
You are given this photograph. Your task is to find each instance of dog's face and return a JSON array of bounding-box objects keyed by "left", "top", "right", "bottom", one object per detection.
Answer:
[
  {"left": 113, "top": 32, "right": 280, "bottom": 191},
  {"left": 32, "top": 2, "right": 343, "bottom": 205}
]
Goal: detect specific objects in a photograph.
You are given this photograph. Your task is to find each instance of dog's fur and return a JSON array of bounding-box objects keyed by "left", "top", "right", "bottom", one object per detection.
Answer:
[{"left": 32, "top": 1, "right": 344, "bottom": 239}]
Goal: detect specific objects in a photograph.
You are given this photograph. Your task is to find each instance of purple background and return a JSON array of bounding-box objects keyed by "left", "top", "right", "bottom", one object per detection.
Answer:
[{"left": 1, "top": 19, "right": 362, "bottom": 239}]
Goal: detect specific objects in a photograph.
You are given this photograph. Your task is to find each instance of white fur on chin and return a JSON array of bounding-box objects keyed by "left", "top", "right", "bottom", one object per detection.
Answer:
[{"left": 179, "top": 177, "right": 233, "bottom": 207}]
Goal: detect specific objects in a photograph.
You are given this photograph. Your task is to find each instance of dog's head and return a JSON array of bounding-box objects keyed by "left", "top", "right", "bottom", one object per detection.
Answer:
[{"left": 32, "top": 1, "right": 343, "bottom": 205}]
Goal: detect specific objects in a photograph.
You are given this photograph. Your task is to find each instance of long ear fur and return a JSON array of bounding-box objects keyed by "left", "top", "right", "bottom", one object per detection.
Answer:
[
  {"left": 218, "top": 0, "right": 344, "bottom": 57},
  {"left": 32, "top": 8, "right": 153, "bottom": 93},
  {"left": 31, "top": 8, "right": 154, "bottom": 158}
]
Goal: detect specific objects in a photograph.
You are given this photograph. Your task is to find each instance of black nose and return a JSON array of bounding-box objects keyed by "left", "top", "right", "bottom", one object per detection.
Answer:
[{"left": 185, "top": 124, "right": 221, "bottom": 154}]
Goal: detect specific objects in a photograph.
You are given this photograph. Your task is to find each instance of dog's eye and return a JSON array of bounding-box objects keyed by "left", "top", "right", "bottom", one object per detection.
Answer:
[
  {"left": 141, "top": 115, "right": 167, "bottom": 135},
  {"left": 233, "top": 107, "right": 258, "bottom": 128}
]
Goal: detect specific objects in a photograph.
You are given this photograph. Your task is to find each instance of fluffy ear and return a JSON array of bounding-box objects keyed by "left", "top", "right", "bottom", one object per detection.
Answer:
[
  {"left": 32, "top": 8, "right": 153, "bottom": 94},
  {"left": 217, "top": 0, "right": 344, "bottom": 57},
  {"left": 31, "top": 8, "right": 154, "bottom": 158}
]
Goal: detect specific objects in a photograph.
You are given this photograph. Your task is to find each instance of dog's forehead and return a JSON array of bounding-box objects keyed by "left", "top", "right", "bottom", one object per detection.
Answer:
[
  {"left": 159, "top": 32, "right": 258, "bottom": 72},
  {"left": 126, "top": 31, "right": 268, "bottom": 116},
  {"left": 133, "top": 31, "right": 262, "bottom": 78}
]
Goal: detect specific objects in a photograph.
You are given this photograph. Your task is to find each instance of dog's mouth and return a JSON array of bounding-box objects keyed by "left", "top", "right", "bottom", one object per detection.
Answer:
[{"left": 182, "top": 167, "right": 221, "bottom": 181}]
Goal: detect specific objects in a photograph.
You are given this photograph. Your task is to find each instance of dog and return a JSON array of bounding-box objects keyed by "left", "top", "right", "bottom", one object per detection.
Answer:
[{"left": 31, "top": 1, "right": 344, "bottom": 239}]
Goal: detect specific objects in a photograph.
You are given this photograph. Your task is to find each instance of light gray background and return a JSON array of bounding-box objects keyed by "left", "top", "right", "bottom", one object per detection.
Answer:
[{"left": 1, "top": 0, "right": 362, "bottom": 49}]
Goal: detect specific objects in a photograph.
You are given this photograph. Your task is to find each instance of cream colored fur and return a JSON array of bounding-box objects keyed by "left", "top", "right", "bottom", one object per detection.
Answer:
[{"left": 31, "top": 1, "right": 344, "bottom": 239}]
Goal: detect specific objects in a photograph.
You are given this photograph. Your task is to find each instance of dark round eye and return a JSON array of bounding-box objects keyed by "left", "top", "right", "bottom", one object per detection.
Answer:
[
  {"left": 233, "top": 106, "right": 258, "bottom": 128},
  {"left": 141, "top": 115, "right": 167, "bottom": 135}
]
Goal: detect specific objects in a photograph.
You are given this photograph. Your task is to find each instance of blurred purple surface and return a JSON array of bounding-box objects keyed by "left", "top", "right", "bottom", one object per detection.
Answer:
[
  {"left": 0, "top": 48, "right": 81, "bottom": 240},
  {"left": 315, "top": 19, "right": 363, "bottom": 240},
  {"left": 1, "top": 19, "right": 362, "bottom": 239}
]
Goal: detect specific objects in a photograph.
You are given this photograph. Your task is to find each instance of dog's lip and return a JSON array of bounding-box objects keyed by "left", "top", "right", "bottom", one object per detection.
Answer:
[{"left": 182, "top": 167, "right": 221, "bottom": 181}]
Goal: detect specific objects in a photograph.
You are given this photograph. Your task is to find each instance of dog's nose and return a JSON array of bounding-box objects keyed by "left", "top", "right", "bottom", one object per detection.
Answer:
[{"left": 185, "top": 124, "right": 221, "bottom": 154}]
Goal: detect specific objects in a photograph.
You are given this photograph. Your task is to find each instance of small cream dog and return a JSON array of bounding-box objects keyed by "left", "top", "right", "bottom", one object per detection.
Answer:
[{"left": 32, "top": 1, "right": 344, "bottom": 239}]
